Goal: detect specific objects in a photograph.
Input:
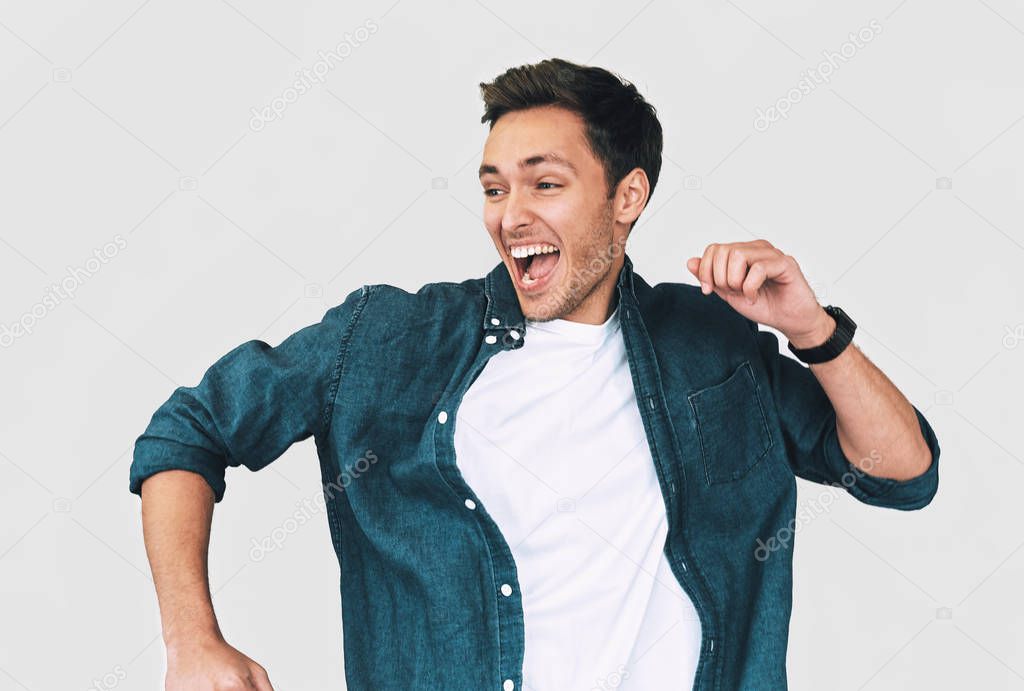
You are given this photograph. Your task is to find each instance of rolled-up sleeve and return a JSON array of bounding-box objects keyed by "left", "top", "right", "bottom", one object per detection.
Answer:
[
  {"left": 748, "top": 319, "right": 940, "bottom": 511},
  {"left": 129, "top": 286, "right": 369, "bottom": 502}
]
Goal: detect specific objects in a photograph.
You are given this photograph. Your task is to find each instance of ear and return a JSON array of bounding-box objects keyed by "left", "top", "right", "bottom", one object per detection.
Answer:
[{"left": 614, "top": 168, "right": 650, "bottom": 227}]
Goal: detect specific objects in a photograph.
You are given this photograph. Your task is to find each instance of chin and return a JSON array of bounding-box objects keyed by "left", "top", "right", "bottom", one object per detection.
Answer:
[{"left": 518, "top": 281, "right": 574, "bottom": 322}]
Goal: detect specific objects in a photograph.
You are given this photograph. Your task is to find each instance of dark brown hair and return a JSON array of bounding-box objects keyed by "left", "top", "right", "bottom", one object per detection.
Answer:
[{"left": 479, "top": 58, "right": 663, "bottom": 225}]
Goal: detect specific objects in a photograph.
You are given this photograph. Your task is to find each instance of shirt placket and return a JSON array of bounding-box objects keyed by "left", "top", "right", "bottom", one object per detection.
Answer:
[
  {"left": 431, "top": 308, "right": 526, "bottom": 691},
  {"left": 617, "top": 287, "right": 720, "bottom": 691}
]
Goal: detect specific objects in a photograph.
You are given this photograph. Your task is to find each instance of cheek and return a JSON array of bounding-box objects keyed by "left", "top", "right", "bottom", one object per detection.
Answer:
[
  {"left": 544, "top": 197, "right": 578, "bottom": 225},
  {"left": 556, "top": 206, "right": 600, "bottom": 253},
  {"left": 482, "top": 208, "right": 503, "bottom": 240}
]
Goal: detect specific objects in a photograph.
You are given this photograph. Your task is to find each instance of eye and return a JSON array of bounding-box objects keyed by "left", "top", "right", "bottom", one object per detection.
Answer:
[
  {"left": 538, "top": 182, "right": 561, "bottom": 190},
  {"left": 483, "top": 188, "right": 504, "bottom": 197}
]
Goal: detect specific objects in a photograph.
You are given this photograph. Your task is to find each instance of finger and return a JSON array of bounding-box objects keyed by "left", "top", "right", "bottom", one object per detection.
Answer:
[
  {"left": 686, "top": 257, "right": 700, "bottom": 276},
  {"left": 712, "top": 245, "right": 731, "bottom": 292},
  {"left": 698, "top": 244, "right": 716, "bottom": 294},
  {"left": 726, "top": 248, "right": 749, "bottom": 292},
  {"left": 742, "top": 254, "right": 791, "bottom": 301},
  {"left": 758, "top": 253, "right": 792, "bottom": 282},
  {"left": 741, "top": 261, "right": 768, "bottom": 303}
]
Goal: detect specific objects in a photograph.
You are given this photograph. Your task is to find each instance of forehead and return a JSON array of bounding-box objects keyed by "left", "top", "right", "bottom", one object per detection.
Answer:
[{"left": 480, "top": 106, "right": 594, "bottom": 173}]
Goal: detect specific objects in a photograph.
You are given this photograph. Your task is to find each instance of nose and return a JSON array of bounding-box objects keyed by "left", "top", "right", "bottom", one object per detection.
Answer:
[{"left": 500, "top": 187, "right": 534, "bottom": 235}]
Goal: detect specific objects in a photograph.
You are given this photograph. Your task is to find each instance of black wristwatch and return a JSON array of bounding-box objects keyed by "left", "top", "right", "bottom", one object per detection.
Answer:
[{"left": 787, "top": 305, "right": 856, "bottom": 364}]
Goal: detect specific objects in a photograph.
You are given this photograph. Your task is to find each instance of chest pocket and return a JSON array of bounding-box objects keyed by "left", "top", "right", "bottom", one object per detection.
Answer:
[{"left": 687, "top": 360, "right": 773, "bottom": 486}]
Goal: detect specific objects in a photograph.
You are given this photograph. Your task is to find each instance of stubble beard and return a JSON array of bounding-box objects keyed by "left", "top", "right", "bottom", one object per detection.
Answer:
[{"left": 524, "top": 200, "right": 618, "bottom": 323}]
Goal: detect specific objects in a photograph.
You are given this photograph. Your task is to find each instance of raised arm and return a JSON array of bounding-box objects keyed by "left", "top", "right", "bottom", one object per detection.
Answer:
[{"left": 687, "top": 241, "right": 940, "bottom": 509}]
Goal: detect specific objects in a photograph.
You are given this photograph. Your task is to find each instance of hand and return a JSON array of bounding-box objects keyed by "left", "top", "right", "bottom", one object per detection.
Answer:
[
  {"left": 166, "top": 634, "right": 275, "bottom": 690},
  {"left": 686, "top": 240, "right": 834, "bottom": 347}
]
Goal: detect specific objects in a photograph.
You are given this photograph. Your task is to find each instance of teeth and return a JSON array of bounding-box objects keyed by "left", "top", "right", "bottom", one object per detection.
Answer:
[{"left": 509, "top": 244, "right": 559, "bottom": 258}]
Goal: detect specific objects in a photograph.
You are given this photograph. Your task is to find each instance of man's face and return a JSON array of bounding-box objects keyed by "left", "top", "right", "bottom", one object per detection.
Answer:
[{"left": 479, "top": 106, "right": 627, "bottom": 323}]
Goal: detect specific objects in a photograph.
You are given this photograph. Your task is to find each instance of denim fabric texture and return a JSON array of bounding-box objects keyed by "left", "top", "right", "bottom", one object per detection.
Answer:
[{"left": 129, "top": 253, "right": 940, "bottom": 690}]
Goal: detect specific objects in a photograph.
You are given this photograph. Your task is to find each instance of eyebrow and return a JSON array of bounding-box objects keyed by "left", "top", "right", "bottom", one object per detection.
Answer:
[{"left": 478, "top": 152, "right": 579, "bottom": 178}]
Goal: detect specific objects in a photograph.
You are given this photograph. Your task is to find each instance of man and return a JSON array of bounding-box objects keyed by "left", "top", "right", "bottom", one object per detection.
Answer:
[{"left": 129, "top": 58, "right": 940, "bottom": 690}]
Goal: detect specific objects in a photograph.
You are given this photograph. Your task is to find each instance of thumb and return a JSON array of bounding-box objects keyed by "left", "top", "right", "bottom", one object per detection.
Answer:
[{"left": 685, "top": 257, "right": 700, "bottom": 275}]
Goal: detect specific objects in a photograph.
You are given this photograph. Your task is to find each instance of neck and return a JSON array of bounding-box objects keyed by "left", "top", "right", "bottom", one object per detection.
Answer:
[{"left": 555, "top": 256, "right": 624, "bottom": 325}]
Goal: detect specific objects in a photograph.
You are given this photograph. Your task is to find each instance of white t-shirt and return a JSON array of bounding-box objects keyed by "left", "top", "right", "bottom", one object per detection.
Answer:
[{"left": 454, "top": 305, "right": 701, "bottom": 691}]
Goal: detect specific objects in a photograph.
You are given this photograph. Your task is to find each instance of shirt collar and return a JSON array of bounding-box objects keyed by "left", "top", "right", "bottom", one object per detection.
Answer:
[{"left": 483, "top": 252, "right": 638, "bottom": 332}]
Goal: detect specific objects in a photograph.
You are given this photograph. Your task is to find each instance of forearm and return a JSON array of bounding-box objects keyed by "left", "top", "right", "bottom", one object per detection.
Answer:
[
  {"left": 789, "top": 312, "right": 933, "bottom": 481},
  {"left": 139, "top": 469, "right": 224, "bottom": 647}
]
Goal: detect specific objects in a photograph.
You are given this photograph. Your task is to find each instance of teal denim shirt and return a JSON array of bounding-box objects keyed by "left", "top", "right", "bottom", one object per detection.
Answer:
[{"left": 129, "top": 253, "right": 940, "bottom": 689}]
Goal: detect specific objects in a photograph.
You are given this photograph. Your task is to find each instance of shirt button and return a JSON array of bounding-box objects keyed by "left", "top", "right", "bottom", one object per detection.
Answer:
[
  {"left": 503, "top": 680, "right": 514, "bottom": 691},
  {"left": 500, "top": 583, "right": 512, "bottom": 597},
  {"left": 485, "top": 335, "right": 497, "bottom": 345},
  {"left": 491, "top": 317, "right": 500, "bottom": 325},
  {"left": 464, "top": 498, "right": 477, "bottom": 510},
  {"left": 437, "top": 411, "right": 448, "bottom": 424},
  {"left": 509, "top": 329, "right": 520, "bottom": 340}
]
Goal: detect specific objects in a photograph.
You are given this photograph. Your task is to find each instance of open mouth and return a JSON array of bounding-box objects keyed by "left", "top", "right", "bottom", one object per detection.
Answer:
[{"left": 509, "top": 243, "right": 561, "bottom": 291}]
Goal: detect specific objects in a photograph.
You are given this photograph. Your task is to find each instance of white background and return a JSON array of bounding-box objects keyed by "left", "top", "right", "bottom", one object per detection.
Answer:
[{"left": 1, "top": 1, "right": 1022, "bottom": 689}]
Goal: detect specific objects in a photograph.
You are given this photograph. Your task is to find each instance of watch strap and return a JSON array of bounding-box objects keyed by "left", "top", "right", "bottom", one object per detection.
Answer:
[{"left": 786, "top": 305, "right": 856, "bottom": 364}]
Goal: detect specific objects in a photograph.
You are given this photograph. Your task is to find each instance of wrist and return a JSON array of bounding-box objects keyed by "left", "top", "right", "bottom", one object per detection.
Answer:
[
  {"left": 164, "top": 623, "right": 224, "bottom": 650},
  {"left": 786, "top": 308, "right": 836, "bottom": 349}
]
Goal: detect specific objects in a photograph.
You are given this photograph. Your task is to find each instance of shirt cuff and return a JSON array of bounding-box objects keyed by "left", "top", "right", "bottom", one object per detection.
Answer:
[
  {"left": 822, "top": 405, "right": 940, "bottom": 510},
  {"left": 129, "top": 438, "right": 228, "bottom": 503}
]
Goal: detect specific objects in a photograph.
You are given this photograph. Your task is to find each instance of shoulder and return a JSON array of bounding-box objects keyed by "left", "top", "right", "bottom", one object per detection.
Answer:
[{"left": 336, "top": 275, "right": 486, "bottom": 322}]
